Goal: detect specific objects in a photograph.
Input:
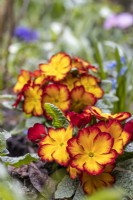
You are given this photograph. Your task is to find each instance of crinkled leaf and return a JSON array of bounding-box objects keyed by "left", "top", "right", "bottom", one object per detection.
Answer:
[
  {"left": 96, "top": 99, "right": 113, "bottom": 110},
  {"left": 44, "top": 103, "right": 69, "bottom": 128},
  {"left": 114, "top": 158, "right": 133, "bottom": 199},
  {"left": 25, "top": 117, "right": 45, "bottom": 128},
  {"left": 0, "top": 153, "right": 39, "bottom": 167},
  {"left": 54, "top": 175, "right": 78, "bottom": 199},
  {"left": 96, "top": 94, "right": 119, "bottom": 113},
  {"left": 51, "top": 168, "right": 67, "bottom": 184},
  {"left": 125, "top": 142, "right": 133, "bottom": 152},
  {"left": 28, "top": 163, "right": 47, "bottom": 192},
  {"left": 41, "top": 176, "right": 57, "bottom": 199},
  {"left": 101, "top": 80, "right": 112, "bottom": 93},
  {"left": 0, "top": 129, "right": 11, "bottom": 155},
  {"left": 73, "top": 184, "right": 85, "bottom": 200},
  {"left": 104, "top": 94, "right": 119, "bottom": 102}
]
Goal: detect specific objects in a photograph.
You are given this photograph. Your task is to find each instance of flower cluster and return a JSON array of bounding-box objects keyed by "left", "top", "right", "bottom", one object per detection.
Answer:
[
  {"left": 13, "top": 52, "right": 103, "bottom": 116},
  {"left": 27, "top": 105, "right": 132, "bottom": 195},
  {"left": 13, "top": 52, "right": 133, "bottom": 195}
]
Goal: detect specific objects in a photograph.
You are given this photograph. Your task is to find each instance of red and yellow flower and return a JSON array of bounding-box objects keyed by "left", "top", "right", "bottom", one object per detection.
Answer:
[
  {"left": 61, "top": 73, "right": 79, "bottom": 91},
  {"left": 67, "top": 165, "right": 81, "bottom": 179},
  {"left": 80, "top": 164, "right": 115, "bottom": 194},
  {"left": 67, "top": 111, "right": 91, "bottom": 128},
  {"left": 13, "top": 70, "right": 32, "bottom": 93},
  {"left": 23, "top": 85, "right": 43, "bottom": 116},
  {"left": 40, "top": 52, "right": 72, "bottom": 81},
  {"left": 67, "top": 127, "right": 117, "bottom": 175},
  {"left": 75, "top": 75, "right": 104, "bottom": 99},
  {"left": 70, "top": 86, "right": 96, "bottom": 113},
  {"left": 38, "top": 124, "right": 73, "bottom": 166},
  {"left": 72, "top": 57, "right": 97, "bottom": 74},
  {"left": 86, "top": 106, "right": 131, "bottom": 121},
  {"left": 33, "top": 69, "right": 48, "bottom": 86},
  {"left": 124, "top": 120, "right": 133, "bottom": 141},
  {"left": 28, "top": 123, "right": 47, "bottom": 142},
  {"left": 42, "top": 84, "right": 70, "bottom": 113},
  {"left": 96, "top": 120, "right": 131, "bottom": 154}
]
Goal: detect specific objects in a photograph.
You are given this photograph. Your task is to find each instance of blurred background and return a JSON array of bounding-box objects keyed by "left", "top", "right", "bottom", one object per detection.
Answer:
[{"left": 0, "top": 0, "right": 133, "bottom": 129}]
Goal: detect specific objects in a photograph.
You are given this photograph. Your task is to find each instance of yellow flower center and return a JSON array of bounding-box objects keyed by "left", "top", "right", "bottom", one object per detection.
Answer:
[
  {"left": 60, "top": 142, "right": 64, "bottom": 146},
  {"left": 88, "top": 152, "right": 94, "bottom": 157}
]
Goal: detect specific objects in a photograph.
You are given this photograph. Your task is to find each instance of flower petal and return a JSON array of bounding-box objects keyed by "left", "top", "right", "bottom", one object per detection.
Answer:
[
  {"left": 38, "top": 144, "right": 56, "bottom": 162},
  {"left": 83, "top": 158, "right": 104, "bottom": 175},
  {"left": 93, "top": 132, "right": 114, "bottom": 154},
  {"left": 77, "top": 127, "right": 100, "bottom": 152},
  {"left": 94, "top": 149, "right": 117, "bottom": 165},
  {"left": 52, "top": 146, "right": 70, "bottom": 166}
]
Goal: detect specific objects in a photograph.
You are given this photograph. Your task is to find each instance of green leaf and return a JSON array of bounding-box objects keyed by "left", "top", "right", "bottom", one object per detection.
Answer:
[
  {"left": 101, "top": 80, "right": 112, "bottom": 93},
  {"left": 1, "top": 100, "right": 15, "bottom": 109},
  {"left": 117, "top": 152, "right": 133, "bottom": 163},
  {"left": 0, "top": 153, "right": 39, "bottom": 167},
  {"left": 0, "top": 94, "right": 16, "bottom": 100},
  {"left": 54, "top": 175, "right": 78, "bottom": 199},
  {"left": 0, "top": 95, "right": 22, "bottom": 110},
  {"left": 96, "top": 94, "right": 119, "bottom": 112},
  {"left": 85, "top": 188, "right": 124, "bottom": 200},
  {"left": 104, "top": 94, "right": 119, "bottom": 102},
  {"left": 44, "top": 103, "right": 69, "bottom": 128},
  {"left": 93, "top": 42, "right": 106, "bottom": 79},
  {"left": 114, "top": 158, "right": 133, "bottom": 199},
  {"left": 73, "top": 184, "right": 85, "bottom": 200},
  {"left": 0, "top": 129, "right": 11, "bottom": 156},
  {"left": 96, "top": 99, "right": 113, "bottom": 110},
  {"left": 125, "top": 142, "right": 133, "bottom": 152},
  {"left": 51, "top": 168, "right": 67, "bottom": 184},
  {"left": 25, "top": 117, "right": 45, "bottom": 128}
]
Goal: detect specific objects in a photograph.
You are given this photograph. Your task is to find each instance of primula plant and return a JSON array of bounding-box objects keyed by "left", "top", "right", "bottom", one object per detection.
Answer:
[{"left": 1, "top": 52, "right": 133, "bottom": 199}]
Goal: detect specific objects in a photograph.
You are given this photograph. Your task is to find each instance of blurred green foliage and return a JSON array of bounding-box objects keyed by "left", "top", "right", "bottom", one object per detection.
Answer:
[
  {"left": 84, "top": 188, "right": 124, "bottom": 200},
  {"left": 0, "top": 0, "right": 132, "bottom": 81}
]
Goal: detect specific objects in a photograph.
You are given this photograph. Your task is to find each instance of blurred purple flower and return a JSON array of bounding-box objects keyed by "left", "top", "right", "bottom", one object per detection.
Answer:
[
  {"left": 116, "top": 13, "right": 133, "bottom": 29},
  {"left": 14, "top": 26, "right": 39, "bottom": 42},
  {"left": 120, "top": 56, "right": 126, "bottom": 64},
  {"left": 103, "top": 14, "right": 117, "bottom": 30},
  {"left": 109, "top": 78, "right": 117, "bottom": 90},
  {"left": 119, "top": 66, "right": 127, "bottom": 76},
  {"left": 105, "top": 61, "right": 117, "bottom": 70},
  {"left": 104, "top": 12, "right": 133, "bottom": 30}
]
